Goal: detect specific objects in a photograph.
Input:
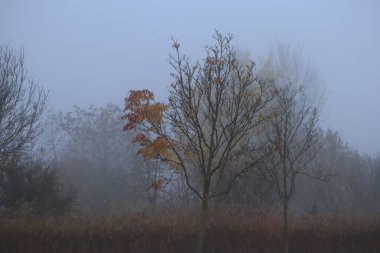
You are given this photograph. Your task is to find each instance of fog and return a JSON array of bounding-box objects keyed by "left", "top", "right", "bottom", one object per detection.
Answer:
[
  {"left": 1, "top": 0, "right": 379, "bottom": 155},
  {"left": 1, "top": 2, "right": 380, "bottom": 252}
]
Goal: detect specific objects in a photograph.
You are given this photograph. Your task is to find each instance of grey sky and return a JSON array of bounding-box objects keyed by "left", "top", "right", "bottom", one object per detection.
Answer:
[{"left": 1, "top": 0, "right": 379, "bottom": 155}]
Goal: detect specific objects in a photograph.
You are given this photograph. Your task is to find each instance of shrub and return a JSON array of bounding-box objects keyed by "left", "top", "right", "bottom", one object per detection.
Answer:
[{"left": 0, "top": 159, "right": 77, "bottom": 216}]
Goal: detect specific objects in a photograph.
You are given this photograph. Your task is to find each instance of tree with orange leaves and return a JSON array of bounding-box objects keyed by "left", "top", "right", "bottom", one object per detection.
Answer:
[{"left": 122, "top": 31, "right": 275, "bottom": 253}]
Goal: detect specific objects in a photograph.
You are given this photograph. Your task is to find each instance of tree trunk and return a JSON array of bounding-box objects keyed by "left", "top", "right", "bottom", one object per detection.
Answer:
[
  {"left": 196, "top": 192, "right": 209, "bottom": 253},
  {"left": 283, "top": 199, "right": 289, "bottom": 253}
]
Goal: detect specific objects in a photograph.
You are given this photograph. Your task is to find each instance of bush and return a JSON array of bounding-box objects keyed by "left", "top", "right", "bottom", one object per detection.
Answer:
[{"left": 0, "top": 159, "right": 77, "bottom": 216}]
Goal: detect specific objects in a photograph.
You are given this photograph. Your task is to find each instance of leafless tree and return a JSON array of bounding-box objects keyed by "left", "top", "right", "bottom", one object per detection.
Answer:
[
  {"left": 258, "top": 44, "right": 322, "bottom": 253},
  {"left": 0, "top": 45, "right": 47, "bottom": 161}
]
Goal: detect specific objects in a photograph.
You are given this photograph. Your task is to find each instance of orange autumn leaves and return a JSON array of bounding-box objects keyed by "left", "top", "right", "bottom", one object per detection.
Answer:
[
  {"left": 133, "top": 134, "right": 172, "bottom": 160},
  {"left": 122, "top": 89, "right": 167, "bottom": 132},
  {"left": 122, "top": 90, "right": 179, "bottom": 191},
  {"left": 149, "top": 178, "right": 164, "bottom": 190},
  {"left": 122, "top": 89, "right": 173, "bottom": 161}
]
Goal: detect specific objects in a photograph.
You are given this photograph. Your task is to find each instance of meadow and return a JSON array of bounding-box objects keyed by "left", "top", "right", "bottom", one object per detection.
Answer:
[{"left": 0, "top": 208, "right": 378, "bottom": 253}]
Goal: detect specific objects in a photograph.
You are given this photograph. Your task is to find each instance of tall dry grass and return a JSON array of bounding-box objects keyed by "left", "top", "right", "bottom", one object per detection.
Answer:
[{"left": 0, "top": 207, "right": 378, "bottom": 253}]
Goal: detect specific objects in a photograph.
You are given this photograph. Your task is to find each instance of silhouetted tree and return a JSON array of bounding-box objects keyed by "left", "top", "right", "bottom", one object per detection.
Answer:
[
  {"left": 123, "top": 31, "right": 275, "bottom": 253},
  {"left": 0, "top": 45, "right": 47, "bottom": 161}
]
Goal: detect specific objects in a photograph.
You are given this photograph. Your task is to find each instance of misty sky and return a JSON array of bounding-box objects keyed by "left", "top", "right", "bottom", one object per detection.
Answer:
[{"left": 1, "top": 0, "right": 379, "bottom": 155}]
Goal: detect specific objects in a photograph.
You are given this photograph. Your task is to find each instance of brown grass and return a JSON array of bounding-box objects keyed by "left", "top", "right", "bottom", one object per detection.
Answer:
[{"left": 0, "top": 207, "right": 378, "bottom": 253}]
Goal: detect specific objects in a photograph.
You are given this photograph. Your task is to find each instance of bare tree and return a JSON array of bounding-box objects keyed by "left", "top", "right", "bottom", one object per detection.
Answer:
[
  {"left": 123, "top": 31, "right": 275, "bottom": 253},
  {"left": 0, "top": 45, "right": 47, "bottom": 161},
  {"left": 258, "top": 44, "right": 321, "bottom": 253}
]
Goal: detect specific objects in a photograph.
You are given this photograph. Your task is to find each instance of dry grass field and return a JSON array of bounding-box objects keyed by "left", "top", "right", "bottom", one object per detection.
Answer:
[{"left": 0, "top": 208, "right": 378, "bottom": 253}]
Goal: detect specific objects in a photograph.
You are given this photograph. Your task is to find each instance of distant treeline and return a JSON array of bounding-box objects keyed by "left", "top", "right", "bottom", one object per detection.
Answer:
[{"left": 1, "top": 103, "right": 379, "bottom": 216}]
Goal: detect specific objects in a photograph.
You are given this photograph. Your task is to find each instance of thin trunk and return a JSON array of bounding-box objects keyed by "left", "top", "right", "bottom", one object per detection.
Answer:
[
  {"left": 151, "top": 160, "right": 159, "bottom": 212},
  {"left": 283, "top": 199, "right": 289, "bottom": 253},
  {"left": 196, "top": 191, "right": 209, "bottom": 253},
  {"left": 282, "top": 161, "right": 289, "bottom": 253},
  {"left": 151, "top": 188, "right": 157, "bottom": 212}
]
